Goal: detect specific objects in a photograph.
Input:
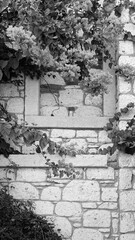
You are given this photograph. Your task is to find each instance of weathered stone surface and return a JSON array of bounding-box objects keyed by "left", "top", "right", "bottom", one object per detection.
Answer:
[
  {"left": 55, "top": 202, "right": 81, "bottom": 217},
  {"left": 59, "top": 88, "right": 83, "bottom": 106},
  {"left": 117, "top": 77, "right": 131, "bottom": 93},
  {"left": 120, "top": 8, "right": 129, "bottom": 23},
  {"left": 102, "top": 188, "right": 118, "bottom": 202},
  {"left": 112, "top": 219, "right": 118, "bottom": 234},
  {"left": 120, "top": 213, "right": 135, "bottom": 233},
  {"left": 63, "top": 139, "right": 88, "bottom": 153},
  {"left": 54, "top": 217, "right": 72, "bottom": 238},
  {"left": 9, "top": 182, "right": 39, "bottom": 199},
  {"left": 76, "top": 130, "right": 97, "bottom": 138},
  {"left": 0, "top": 83, "right": 19, "bottom": 97},
  {"left": 34, "top": 201, "right": 54, "bottom": 215},
  {"left": 62, "top": 180, "right": 100, "bottom": 201},
  {"left": 118, "top": 95, "right": 135, "bottom": 113},
  {"left": 119, "top": 41, "right": 134, "bottom": 55},
  {"left": 119, "top": 56, "right": 135, "bottom": 68},
  {"left": 119, "top": 152, "right": 135, "bottom": 167},
  {"left": 41, "top": 187, "right": 61, "bottom": 201},
  {"left": 40, "top": 106, "right": 68, "bottom": 117},
  {"left": 16, "top": 169, "right": 47, "bottom": 182},
  {"left": 119, "top": 169, "right": 132, "bottom": 190},
  {"left": 82, "top": 202, "right": 97, "bottom": 209},
  {"left": 41, "top": 72, "right": 65, "bottom": 85},
  {"left": 98, "top": 130, "right": 111, "bottom": 143},
  {"left": 40, "top": 93, "right": 58, "bottom": 106},
  {"left": 124, "top": 23, "right": 135, "bottom": 36},
  {"left": 7, "top": 98, "right": 24, "bottom": 113},
  {"left": 72, "top": 228, "right": 103, "bottom": 240},
  {"left": 85, "top": 94, "right": 102, "bottom": 107},
  {"left": 120, "top": 191, "right": 135, "bottom": 211},
  {"left": 86, "top": 168, "right": 114, "bottom": 180},
  {"left": 51, "top": 129, "right": 75, "bottom": 138},
  {"left": 120, "top": 234, "right": 135, "bottom": 240},
  {"left": 83, "top": 210, "right": 111, "bottom": 227},
  {"left": 98, "top": 202, "right": 118, "bottom": 210},
  {"left": 75, "top": 106, "right": 102, "bottom": 117}
]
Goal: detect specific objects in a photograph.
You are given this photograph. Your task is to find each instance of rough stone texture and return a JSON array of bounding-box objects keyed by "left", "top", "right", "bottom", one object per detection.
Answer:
[
  {"left": 118, "top": 94, "right": 135, "bottom": 112},
  {"left": 112, "top": 218, "right": 119, "bottom": 234},
  {"left": 41, "top": 187, "right": 61, "bottom": 201},
  {"left": 117, "top": 77, "right": 131, "bottom": 94},
  {"left": 72, "top": 228, "right": 103, "bottom": 240},
  {"left": 120, "top": 8, "right": 129, "bottom": 23},
  {"left": 98, "top": 202, "right": 118, "bottom": 210},
  {"left": 124, "top": 23, "right": 135, "bottom": 36},
  {"left": 83, "top": 210, "right": 111, "bottom": 227},
  {"left": 120, "top": 191, "right": 135, "bottom": 211},
  {"left": 9, "top": 182, "right": 39, "bottom": 199},
  {"left": 63, "top": 139, "right": 88, "bottom": 153},
  {"left": 86, "top": 168, "right": 114, "bottom": 180},
  {"left": 75, "top": 106, "right": 102, "bottom": 117},
  {"left": 102, "top": 188, "right": 118, "bottom": 202},
  {"left": 119, "top": 153, "right": 135, "bottom": 167},
  {"left": 40, "top": 93, "right": 58, "bottom": 106},
  {"left": 55, "top": 202, "right": 81, "bottom": 216},
  {"left": 76, "top": 130, "right": 97, "bottom": 138},
  {"left": 0, "top": 83, "right": 19, "bottom": 97},
  {"left": 54, "top": 217, "right": 72, "bottom": 238},
  {"left": 119, "top": 41, "right": 134, "bottom": 55},
  {"left": 51, "top": 129, "right": 75, "bottom": 138},
  {"left": 119, "top": 56, "right": 135, "bottom": 68},
  {"left": 120, "top": 234, "right": 135, "bottom": 240},
  {"left": 98, "top": 130, "right": 111, "bottom": 143},
  {"left": 7, "top": 98, "right": 24, "bottom": 113},
  {"left": 16, "top": 169, "right": 47, "bottom": 182},
  {"left": 34, "top": 201, "right": 54, "bottom": 215},
  {"left": 62, "top": 180, "right": 100, "bottom": 201},
  {"left": 119, "top": 169, "right": 132, "bottom": 190},
  {"left": 40, "top": 106, "right": 68, "bottom": 117},
  {"left": 82, "top": 202, "right": 97, "bottom": 209},
  {"left": 41, "top": 72, "right": 65, "bottom": 85},
  {"left": 59, "top": 88, "right": 83, "bottom": 106},
  {"left": 120, "top": 212, "right": 135, "bottom": 233},
  {"left": 84, "top": 94, "right": 102, "bottom": 107}
]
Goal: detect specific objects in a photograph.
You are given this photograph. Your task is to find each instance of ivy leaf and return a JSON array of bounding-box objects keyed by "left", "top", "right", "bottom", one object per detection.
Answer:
[
  {"left": 0, "top": 69, "right": 3, "bottom": 81},
  {"left": 0, "top": 60, "right": 8, "bottom": 69},
  {"left": 39, "top": 134, "right": 48, "bottom": 149}
]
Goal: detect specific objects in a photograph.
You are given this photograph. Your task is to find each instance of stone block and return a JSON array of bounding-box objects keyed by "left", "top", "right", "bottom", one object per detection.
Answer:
[
  {"left": 21, "top": 145, "right": 37, "bottom": 154},
  {"left": 124, "top": 23, "right": 135, "bottom": 36},
  {"left": 98, "top": 130, "right": 111, "bottom": 143},
  {"left": 119, "top": 56, "right": 135, "bottom": 68},
  {"left": 54, "top": 217, "right": 72, "bottom": 238},
  {"left": 102, "top": 188, "right": 118, "bottom": 202},
  {"left": 0, "top": 84, "right": 19, "bottom": 97},
  {"left": 117, "top": 77, "right": 131, "bottom": 94},
  {"left": 40, "top": 106, "right": 68, "bottom": 117},
  {"left": 55, "top": 202, "right": 81, "bottom": 217},
  {"left": 16, "top": 169, "right": 47, "bottom": 182},
  {"left": 82, "top": 202, "right": 97, "bottom": 209},
  {"left": 41, "top": 72, "right": 65, "bottom": 85},
  {"left": 119, "top": 41, "right": 134, "bottom": 55},
  {"left": 83, "top": 210, "right": 111, "bottom": 227},
  {"left": 120, "top": 234, "right": 135, "bottom": 240},
  {"left": 118, "top": 94, "right": 135, "bottom": 112},
  {"left": 59, "top": 88, "right": 83, "bottom": 106},
  {"left": 84, "top": 94, "right": 102, "bottom": 107},
  {"left": 41, "top": 187, "right": 61, "bottom": 201},
  {"left": 7, "top": 98, "right": 24, "bottom": 113},
  {"left": 63, "top": 139, "right": 88, "bottom": 153},
  {"left": 51, "top": 129, "right": 75, "bottom": 138},
  {"left": 98, "top": 202, "right": 118, "bottom": 209},
  {"left": 112, "top": 219, "right": 118, "bottom": 234},
  {"left": 76, "top": 130, "right": 97, "bottom": 138},
  {"left": 120, "top": 8, "right": 129, "bottom": 23},
  {"left": 120, "top": 191, "right": 135, "bottom": 211},
  {"left": 86, "top": 168, "right": 114, "bottom": 180},
  {"left": 9, "top": 182, "right": 39, "bottom": 199},
  {"left": 119, "top": 153, "right": 135, "bottom": 167},
  {"left": 33, "top": 201, "right": 54, "bottom": 215},
  {"left": 119, "top": 169, "right": 132, "bottom": 190},
  {"left": 72, "top": 228, "right": 103, "bottom": 240},
  {"left": 40, "top": 93, "right": 58, "bottom": 106},
  {"left": 62, "top": 180, "right": 100, "bottom": 201},
  {"left": 120, "top": 212, "right": 135, "bottom": 233},
  {"left": 75, "top": 106, "right": 102, "bottom": 117}
]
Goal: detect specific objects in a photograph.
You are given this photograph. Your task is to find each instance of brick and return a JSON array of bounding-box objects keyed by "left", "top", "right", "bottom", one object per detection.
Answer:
[
  {"left": 51, "top": 129, "right": 75, "bottom": 138},
  {"left": 98, "top": 130, "right": 111, "bottom": 143},
  {"left": 54, "top": 217, "right": 72, "bottom": 238},
  {"left": 0, "top": 83, "right": 19, "bottom": 97},
  {"left": 40, "top": 93, "right": 58, "bottom": 106},
  {"left": 76, "top": 130, "right": 97, "bottom": 138},
  {"left": 62, "top": 180, "right": 100, "bottom": 201},
  {"left": 16, "top": 169, "right": 47, "bottom": 182},
  {"left": 102, "top": 188, "right": 118, "bottom": 202},
  {"left": 120, "top": 234, "right": 135, "bottom": 240},
  {"left": 41, "top": 187, "right": 61, "bottom": 201},
  {"left": 9, "top": 182, "right": 39, "bottom": 199},
  {"left": 120, "top": 191, "right": 135, "bottom": 211},
  {"left": 59, "top": 88, "right": 83, "bottom": 106},
  {"left": 119, "top": 41, "right": 134, "bottom": 55},
  {"left": 72, "top": 228, "right": 103, "bottom": 240},
  {"left": 86, "top": 168, "right": 114, "bottom": 180},
  {"left": 84, "top": 94, "right": 102, "bottom": 107},
  {"left": 83, "top": 210, "right": 111, "bottom": 227},
  {"left": 33, "top": 201, "right": 54, "bottom": 215},
  {"left": 119, "top": 169, "right": 132, "bottom": 190},
  {"left": 117, "top": 77, "right": 131, "bottom": 94},
  {"left": 7, "top": 98, "right": 24, "bottom": 113},
  {"left": 120, "top": 213, "right": 135, "bottom": 233},
  {"left": 55, "top": 202, "right": 81, "bottom": 216}
]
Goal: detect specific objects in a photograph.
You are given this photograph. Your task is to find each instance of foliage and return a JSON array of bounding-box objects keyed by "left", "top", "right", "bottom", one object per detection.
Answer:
[
  {"left": 0, "top": 188, "right": 63, "bottom": 240},
  {"left": 116, "top": 64, "right": 135, "bottom": 82},
  {"left": 0, "top": 0, "right": 124, "bottom": 94},
  {"left": 101, "top": 102, "right": 135, "bottom": 155}
]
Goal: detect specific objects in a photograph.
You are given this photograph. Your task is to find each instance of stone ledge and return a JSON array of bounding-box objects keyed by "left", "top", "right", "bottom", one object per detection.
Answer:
[
  {"left": 0, "top": 154, "right": 107, "bottom": 168},
  {"left": 25, "top": 116, "right": 109, "bottom": 129}
]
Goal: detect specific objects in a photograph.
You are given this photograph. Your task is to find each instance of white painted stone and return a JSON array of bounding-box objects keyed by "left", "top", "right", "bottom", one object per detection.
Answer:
[
  {"left": 86, "top": 138, "right": 98, "bottom": 143},
  {"left": 83, "top": 210, "right": 111, "bottom": 227},
  {"left": 124, "top": 23, "right": 135, "bottom": 36},
  {"left": 40, "top": 93, "right": 58, "bottom": 106},
  {"left": 33, "top": 201, "right": 54, "bottom": 215},
  {"left": 118, "top": 94, "right": 135, "bottom": 112},
  {"left": 119, "top": 41, "right": 134, "bottom": 55},
  {"left": 119, "top": 153, "right": 135, "bottom": 167},
  {"left": 112, "top": 212, "right": 119, "bottom": 218},
  {"left": 85, "top": 94, "right": 102, "bottom": 107},
  {"left": 63, "top": 139, "right": 88, "bottom": 153},
  {"left": 41, "top": 72, "right": 65, "bottom": 85},
  {"left": 120, "top": 213, "right": 135, "bottom": 233},
  {"left": 40, "top": 106, "right": 68, "bottom": 117},
  {"left": 72, "top": 228, "right": 103, "bottom": 240},
  {"left": 0, "top": 83, "right": 19, "bottom": 97},
  {"left": 102, "top": 188, "right": 118, "bottom": 202},
  {"left": 76, "top": 130, "right": 97, "bottom": 138},
  {"left": 54, "top": 217, "right": 72, "bottom": 238},
  {"left": 119, "top": 56, "right": 135, "bottom": 68},
  {"left": 120, "top": 234, "right": 135, "bottom": 240},
  {"left": 98, "top": 130, "right": 111, "bottom": 143},
  {"left": 9, "top": 182, "right": 39, "bottom": 199},
  {"left": 62, "top": 180, "right": 100, "bottom": 201},
  {"left": 98, "top": 202, "right": 118, "bottom": 209},
  {"left": 7, "top": 98, "right": 24, "bottom": 113},
  {"left": 55, "top": 202, "right": 81, "bottom": 216},
  {"left": 69, "top": 216, "right": 81, "bottom": 222},
  {"left": 16, "top": 169, "right": 47, "bottom": 182},
  {"left": 21, "top": 145, "right": 37, "bottom": 154},
  {"left": 120, "top": 8, "right": 129, "bottom": 23},
  {"left": 75, "top": 106, "right": 102, "bottom": 117},
  {"left": 132, "top": 80, "right": 135, "bottom": 94},
  {"left": 112, "top": 219, "right": 118, "bottom": 234},
  {"left": 82, "top": 202, "right": 97, "bottom": 209},
  {"left": 86, "top": 168, "right": 114, "bottom": 180},
  {"left": 120, "top": 191, "right": 135, "bottom": 211},
  {"left": 41, "top": 187, "right": 61, "bottom": 201},
  {"left": 119, "top": 169, "right": 132, "bottom": 190},
  {"left": 59, "top": 88, "right": 83, "bottom": 106},
  {"left": 51, "top": 129, "right": 75, "bottom": 138},
  {"left": 117, "top": 77, "right": 131, "bottom": 93}
]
